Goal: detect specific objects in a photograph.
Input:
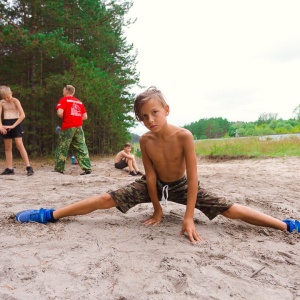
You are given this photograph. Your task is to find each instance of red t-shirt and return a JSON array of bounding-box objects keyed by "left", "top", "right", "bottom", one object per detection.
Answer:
[{"left": 56, "top": 96, "right": 87, "bottom": 130}]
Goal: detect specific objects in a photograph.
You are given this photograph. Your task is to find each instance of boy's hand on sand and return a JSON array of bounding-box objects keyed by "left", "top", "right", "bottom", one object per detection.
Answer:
[
  {"left": 180, "top": 218, "right": 203, "bottom": 244},
  {"left": 144, "top": 209, "right": 163, "bottom": 226}
]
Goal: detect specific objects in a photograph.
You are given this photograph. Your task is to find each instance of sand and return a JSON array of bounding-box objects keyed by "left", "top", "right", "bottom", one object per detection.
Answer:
[{"left": 0, "top": 156, "right": 300, "bottom": 300}]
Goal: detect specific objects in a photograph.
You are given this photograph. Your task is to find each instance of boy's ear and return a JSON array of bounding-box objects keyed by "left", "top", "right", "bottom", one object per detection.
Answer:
[{"left": 165, "top": 105, "right": 170, "bottom": 116}]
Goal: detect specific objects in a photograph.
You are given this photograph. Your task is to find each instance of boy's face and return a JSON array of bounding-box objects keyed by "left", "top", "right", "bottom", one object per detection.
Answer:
[
  {"left": 140, "top": 98, "right": 169, "bottom": 132},
  {"left": 124, "top": 146, "right": 131, "bottom": 153},
  {"left": 2, "top": 92, "right": 13, "bottom": 102}
]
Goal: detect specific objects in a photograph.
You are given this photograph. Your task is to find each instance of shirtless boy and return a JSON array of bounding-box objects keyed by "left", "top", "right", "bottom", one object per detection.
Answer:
[
  {"left": 16, "top": 87, "right": 299, "bottom": 242},
  {"left": 114, "top": 142, "right": 143, "bottom": 176},
  {"left": 0, "top": 86, "right": 34, "bottom": 176}
]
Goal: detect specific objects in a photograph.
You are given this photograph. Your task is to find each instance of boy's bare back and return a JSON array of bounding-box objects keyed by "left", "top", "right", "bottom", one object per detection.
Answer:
[{"left": 140, "top": 124, "right": 196, "bottom": 182}]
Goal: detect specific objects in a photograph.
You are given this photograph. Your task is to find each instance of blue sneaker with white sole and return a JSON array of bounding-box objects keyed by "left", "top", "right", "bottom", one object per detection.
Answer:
[
  {"left": 16, "top": 208, "right": 55, "bottom": 224},
  {"left": 282, "top": 219, "right": 300, "bottom": 233}
]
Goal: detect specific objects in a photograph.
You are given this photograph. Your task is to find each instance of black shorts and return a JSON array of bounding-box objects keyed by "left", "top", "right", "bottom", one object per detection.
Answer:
[
  {"left": 1, "top": 119, "right": 24, "bottom": 139},
  {"left": 115, "top": 158, "right": 128, "bottom": 169}
]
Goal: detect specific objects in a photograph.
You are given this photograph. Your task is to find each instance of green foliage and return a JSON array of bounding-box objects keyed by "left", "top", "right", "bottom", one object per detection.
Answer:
[
  {"left": 0, "top": 0, "right": 139, "bottom": 156},
  {"left": 183, "top": 117, "right": 230, "bottom": 139},
  {"left": 194, "top": 137, "right": 300, "bottom": 158},
  {"left": 130, "top": 132, "right": 140, "bottom": 143},
  {"left": 184, "top": 114, "right": 300, "bottom": 140},
  {"left": 293, "top": 104, "right": 300, "bottom": 120},
  {"left": 256, "top": 112, "right": 278, "bottom": 125}
]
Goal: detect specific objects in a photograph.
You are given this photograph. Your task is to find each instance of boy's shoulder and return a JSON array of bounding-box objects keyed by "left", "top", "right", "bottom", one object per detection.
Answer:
[
  {"left": 1, "top": 97, "right": 20, "bottom": 104},
  {"left": 176, "top": 126, "right": 193, "bottom": 138},
  {"left": 140, "top": 125, "right": 192, "bottom": 144},
  {"left": 12, "top": 97, "right": 20, "bottom": 102},
  {"left": 116, "top": 149, "right": 125, "bottom": 156}
]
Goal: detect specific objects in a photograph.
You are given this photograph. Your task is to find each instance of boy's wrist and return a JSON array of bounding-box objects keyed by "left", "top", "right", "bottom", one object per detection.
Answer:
[
  {"left": 152, "top": 201, "right": 163, "bottom": 211},
  {"left": 184, "top": 211, "right": 194, "bottom": 220}
]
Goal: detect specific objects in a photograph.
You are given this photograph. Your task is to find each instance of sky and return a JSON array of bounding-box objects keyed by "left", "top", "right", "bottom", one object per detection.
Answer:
[{"left": 125, "top": 0, "right": 300, "bottom": 135}]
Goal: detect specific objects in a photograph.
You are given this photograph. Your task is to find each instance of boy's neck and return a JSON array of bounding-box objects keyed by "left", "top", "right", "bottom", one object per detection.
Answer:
[{"left": 151, "top": 122, "right": 173, "bottom": 138}]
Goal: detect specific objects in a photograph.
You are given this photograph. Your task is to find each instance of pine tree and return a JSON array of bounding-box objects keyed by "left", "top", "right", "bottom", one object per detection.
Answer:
[{"left": 0, "top": 0, "right": 139, "bottom": 156}]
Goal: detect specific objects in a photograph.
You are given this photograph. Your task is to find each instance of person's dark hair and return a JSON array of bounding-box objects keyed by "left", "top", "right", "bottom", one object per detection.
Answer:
[
  {"left": 124, "top": 142, "right": 132, "bottom": 148},
  {"left": 134, "top": 86, "right": 168, "bottom": 122}
]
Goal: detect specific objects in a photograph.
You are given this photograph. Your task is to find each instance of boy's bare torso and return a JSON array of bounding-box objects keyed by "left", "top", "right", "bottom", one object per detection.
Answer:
[
  {"left": 141, "top": 125, "right": 188, "bottom": 182},
  {"left": 114, "top": 150, "right": 127, "bottom": 163},
  {"left": 0, "top": 98, "right": 20, "bottom": 119}
]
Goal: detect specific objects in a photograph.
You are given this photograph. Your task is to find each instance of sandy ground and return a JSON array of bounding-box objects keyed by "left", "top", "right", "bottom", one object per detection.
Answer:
[{"left": 0, "top": 156, "right": 300, "bottom": 300}]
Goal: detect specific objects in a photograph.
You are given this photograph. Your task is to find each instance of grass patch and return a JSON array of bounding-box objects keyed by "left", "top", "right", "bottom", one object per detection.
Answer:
[{"left": 194, "top": 137, "right": 300, "bottom": 158}]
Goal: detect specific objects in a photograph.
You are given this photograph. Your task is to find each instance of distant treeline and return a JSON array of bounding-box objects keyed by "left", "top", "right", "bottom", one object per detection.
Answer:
[
  {"left": 183, "top": 111, "right": 300, "bottom": 140},
  {"left": 131, "top": 111, "right": 300, "bottom": 142}
]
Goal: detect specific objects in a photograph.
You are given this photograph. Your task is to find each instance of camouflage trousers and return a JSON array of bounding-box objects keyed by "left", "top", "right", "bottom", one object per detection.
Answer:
[
  {"left": 55, "top": 127, "right": 91, "bottom": 173},
  {"left": 108, "top": 176, "right": 233, "bottom": 220}
]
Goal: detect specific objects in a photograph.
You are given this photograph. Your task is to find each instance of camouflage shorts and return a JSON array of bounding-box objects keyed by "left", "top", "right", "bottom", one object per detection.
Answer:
[{"left": 108, "top": 176, "right": 233, "bottom": 220}]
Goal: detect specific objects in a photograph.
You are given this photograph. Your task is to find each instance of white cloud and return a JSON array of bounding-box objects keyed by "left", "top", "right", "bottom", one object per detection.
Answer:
[{"left": 126, "top": 0, "right": 300, "bottom": 135}]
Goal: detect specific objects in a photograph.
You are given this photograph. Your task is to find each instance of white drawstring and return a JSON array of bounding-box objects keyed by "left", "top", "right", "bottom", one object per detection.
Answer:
[{"left": 161, "top": 185, "right": 169, "bottom": 205}]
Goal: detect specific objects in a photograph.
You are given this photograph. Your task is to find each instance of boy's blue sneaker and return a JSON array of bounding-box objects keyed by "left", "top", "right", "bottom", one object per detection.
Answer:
[
  {"left": 16, "top": 208, "right": 55, "bottom": 224},
  {"left": 282, "top": 219, "right": 300, "bottom": 233}
]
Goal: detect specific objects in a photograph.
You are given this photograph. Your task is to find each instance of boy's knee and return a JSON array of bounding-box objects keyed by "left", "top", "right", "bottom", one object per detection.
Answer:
[
  {"left": 101, "top": 193, "right": 117, "bottom": 208},
  {"left": 221, "top": 203, "right": 240, "bottom": 219}
]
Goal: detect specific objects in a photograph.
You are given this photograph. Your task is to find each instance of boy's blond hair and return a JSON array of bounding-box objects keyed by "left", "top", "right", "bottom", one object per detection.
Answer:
[
  {"left": 0, "top": 86, "right": 12, "bottom": 98},
  {"left": 134, "top": 86, "right": 168, "bottom": 122},
  {"left": 64, "top": 85, "right": 75, "bottom": 95}
]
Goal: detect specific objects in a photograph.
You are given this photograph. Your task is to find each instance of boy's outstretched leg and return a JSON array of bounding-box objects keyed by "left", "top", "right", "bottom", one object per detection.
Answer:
[
  {"left": 16, "top": 193, "right": 117, "bottom": 224},
  {"left": 222, "top": 203, "right": 300, "bottom": 232}
]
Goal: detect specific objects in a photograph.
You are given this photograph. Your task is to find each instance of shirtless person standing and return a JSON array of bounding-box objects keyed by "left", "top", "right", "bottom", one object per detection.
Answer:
[{"left": 0, "top": 86, "right": 34, "bottom": 176}]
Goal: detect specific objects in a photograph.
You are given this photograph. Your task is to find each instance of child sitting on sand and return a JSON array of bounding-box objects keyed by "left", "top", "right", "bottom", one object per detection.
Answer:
[
  {"left": 15, "top": 86, "right": 299, "bottom": 243},
  {"left": 114, "top": 142, "right": 143, "bottom": 176}
]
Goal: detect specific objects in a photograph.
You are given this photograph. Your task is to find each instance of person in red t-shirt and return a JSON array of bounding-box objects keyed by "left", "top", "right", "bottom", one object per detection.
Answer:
[{"left": 54, "top": 85, "right": 92, "bottom": 175}]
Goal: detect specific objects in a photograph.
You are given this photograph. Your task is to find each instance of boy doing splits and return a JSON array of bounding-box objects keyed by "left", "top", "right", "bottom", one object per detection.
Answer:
[{"left": 16, "top": 87, "right": 300, "bottom": 243}]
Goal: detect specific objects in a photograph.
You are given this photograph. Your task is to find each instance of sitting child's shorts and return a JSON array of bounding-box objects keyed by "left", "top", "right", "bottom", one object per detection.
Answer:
[
  {"left": 114, "top": 158, "right": 128, "bottom": 169},
  {"left": 108, "top": 175, "right": 233, "bottom": 220}
]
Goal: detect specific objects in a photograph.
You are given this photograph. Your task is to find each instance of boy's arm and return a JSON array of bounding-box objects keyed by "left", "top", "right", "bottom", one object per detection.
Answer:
[
  {"left": 180, "top": 130, "right": 203, "bottom": 243},
  {"left": 140, "top": 135, "right": 163, "bottom": 225},
  {"left": 0, "top": 102, "right": 5, "bottom": 134},
  {"left": 120, "top": 150, "right": 134, "bottom": 160},
  {"left": 0, "top": 101, "right": 2, "bottom": 126},
  {"left": 57, "top": 108, "right": 64, "bottom": 118},
  {"left": 82, "top": 112, "right": 87, "bottom": 120}
]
